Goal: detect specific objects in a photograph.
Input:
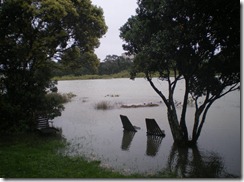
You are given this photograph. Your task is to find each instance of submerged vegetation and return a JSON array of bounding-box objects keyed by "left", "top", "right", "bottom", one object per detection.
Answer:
[
  {"left": 59, "top": 92, "right": 77, "bottom": 102},
  {"left": 94, "top": 100, "right": 160, "bottom": 110},
  {"left": 46, "top": 92, "right": 76, "bottom": 105},
  {"left": 94, "top": 101, "right": 114, "bottom": 110}
]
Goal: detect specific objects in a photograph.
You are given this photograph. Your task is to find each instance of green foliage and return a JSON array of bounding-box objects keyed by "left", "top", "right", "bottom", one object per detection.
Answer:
[
  {"left": 0, "top": 91, "right": 74, "bottom": 134},
  {"left": 121, "top": 0, "right": 239, "bottom": 92},
  {"left": 120, "top": 0, "right": 240, "bottom": 145},
  {"left": 0, "top": 0, "right": 107, "bottom": 133},
  {"left": 43, "top": 92, "right": 76, "bottom": 120},
  {"left": 56, "top": 47, "right": 100, "bottom": 76}
]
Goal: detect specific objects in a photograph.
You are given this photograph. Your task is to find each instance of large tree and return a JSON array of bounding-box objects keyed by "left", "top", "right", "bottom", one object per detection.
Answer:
[
  {"left": 0, "top": 0, "right": 107, "bottom": 133},
  {"left": 56, "top": 46, "right": 100, "bottom": 76},
  {"left": 120, "top": 0, "right": 240, "bottom": 146}
]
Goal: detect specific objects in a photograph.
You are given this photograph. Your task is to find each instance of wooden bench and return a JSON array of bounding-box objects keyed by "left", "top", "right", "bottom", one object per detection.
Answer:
[
  {"left": 145, "top": 118, "right": 165, "bottom": 137},
  {"left": 37, "top": 116, "right": 49, "bottom": 129},
  {"left": 36, "top": 116, "right": 60, "bottom": 134}
]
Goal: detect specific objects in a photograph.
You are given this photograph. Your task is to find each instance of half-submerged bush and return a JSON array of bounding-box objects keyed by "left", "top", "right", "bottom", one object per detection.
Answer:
[
  {"left": 44, "top": 92, "right": 76, "bottom": 119},
  {"left": 47, "top": 92, "right": 76, "bottom": 104},
  {"left": 94, "top": 101, "right": 113, "bottom": 110}
]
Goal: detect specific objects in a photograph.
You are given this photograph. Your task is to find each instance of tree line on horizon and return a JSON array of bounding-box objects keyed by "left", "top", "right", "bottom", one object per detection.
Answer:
[{"left": 51, "top": 54, "right": 134, "bottom": 77}]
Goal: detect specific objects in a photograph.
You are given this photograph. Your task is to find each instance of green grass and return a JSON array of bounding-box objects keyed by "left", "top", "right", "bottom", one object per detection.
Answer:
[{"left": 0, "top": 134, "right": 176, "bottom": 178}]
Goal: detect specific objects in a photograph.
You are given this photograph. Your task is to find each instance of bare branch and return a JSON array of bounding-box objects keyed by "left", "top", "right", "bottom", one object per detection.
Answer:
[
  {"left": 146, "top": 73, "right": 170, "bottom": 108},
  {"left": 219, "top": 83, "right": 240, "bottom": 98}
]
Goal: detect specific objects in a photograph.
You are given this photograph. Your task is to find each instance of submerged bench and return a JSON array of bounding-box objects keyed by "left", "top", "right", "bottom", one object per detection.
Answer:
[
  {"left": 120, "top": 115, "right": 140, "bottom": 132},
  {"left": 145, "top": 118, "right": 165, "bottom": 137}
]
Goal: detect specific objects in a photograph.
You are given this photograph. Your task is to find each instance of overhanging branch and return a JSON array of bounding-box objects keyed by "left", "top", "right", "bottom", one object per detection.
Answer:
[{"left": 146, "top": 73, "right": 169, "bottom": 108}]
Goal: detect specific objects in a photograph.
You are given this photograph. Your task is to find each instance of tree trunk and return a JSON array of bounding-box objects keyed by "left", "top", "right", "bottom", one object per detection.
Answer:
[
  {"left": 167, "top": 108, "right": 186, "bottom": 145},
  {"left": 180, "top": 79, "right": 189, "bottom": 140},
  {"left": 192, "top": 107, "right": 204, "bottom": 143},
  {"left": 146, "top": 75, "right": 194, "bottom": 147}
]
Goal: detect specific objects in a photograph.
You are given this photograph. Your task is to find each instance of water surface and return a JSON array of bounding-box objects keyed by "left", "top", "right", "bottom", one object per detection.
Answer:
[{"left": 53, "top": 78, "right": 240, "bottom": 177}]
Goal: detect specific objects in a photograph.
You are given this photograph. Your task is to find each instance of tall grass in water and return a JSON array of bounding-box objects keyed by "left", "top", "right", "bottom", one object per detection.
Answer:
[{"left": 94, "top": 101, "right": 113, "bottom": 110}]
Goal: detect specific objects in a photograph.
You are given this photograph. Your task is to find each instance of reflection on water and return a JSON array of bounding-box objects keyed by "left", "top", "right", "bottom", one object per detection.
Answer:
[
  {"left": 121, "top": 131, "right": 164, "bottom": 156},
  {"left": 146, "top": 135, "right": 164, "bottom": 157},
  {"left": 121, "top": 131, "right": 136, "bottom": 151},
  {"left": 166, "top": 144, "right": 236, "bottom": 178},
  {"left": 53, "top": 78, "right": 240, "bottom": 177}
]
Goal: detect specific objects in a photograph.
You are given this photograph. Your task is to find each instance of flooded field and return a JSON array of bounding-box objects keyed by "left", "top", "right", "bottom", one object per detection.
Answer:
[{"left": 52, "top": 78, "right": 241, "bottom": 177}]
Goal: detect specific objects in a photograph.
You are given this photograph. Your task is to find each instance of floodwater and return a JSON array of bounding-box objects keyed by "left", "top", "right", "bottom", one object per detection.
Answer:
[{"left": 52, "top": 78, "right": 241, "bottom": 177}]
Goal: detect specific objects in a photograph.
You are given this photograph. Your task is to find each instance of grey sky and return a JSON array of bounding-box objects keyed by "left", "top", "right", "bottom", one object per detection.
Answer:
[{"left": 91, "top": 0, "right": 138, "bottom": 61}]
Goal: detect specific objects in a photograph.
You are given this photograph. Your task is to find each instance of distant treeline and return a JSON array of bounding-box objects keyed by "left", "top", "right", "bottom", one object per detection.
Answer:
[{"left": 52, "top": 54, "right": 133, "bottom": 77}]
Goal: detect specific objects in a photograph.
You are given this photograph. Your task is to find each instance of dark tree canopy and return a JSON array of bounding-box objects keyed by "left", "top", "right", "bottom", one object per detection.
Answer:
[
  {"left": 120, "top": 0, "right": 240, "bottom": 146},
  {"left": 0, "top": 0, "right": 107, "bottom": 133},
  {"left": 56, "top": 46, "right": 100, "bottom": 76}
]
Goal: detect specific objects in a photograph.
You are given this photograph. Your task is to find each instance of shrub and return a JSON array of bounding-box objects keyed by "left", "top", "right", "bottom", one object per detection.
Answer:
[
  {"left": 43, "top": 92, "right": 76, "bottom": 119},
  {"left": 94, "top": 101, "right": 113, "bottom": 110}
]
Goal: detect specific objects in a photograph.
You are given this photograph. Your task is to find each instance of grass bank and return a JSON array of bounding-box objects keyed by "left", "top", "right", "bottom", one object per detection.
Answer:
[
  {"left": 52, "top": 71, "right": 145, "bottom": 81},
  {"left": 52, "top": 70, "right": 178, "bottom": 81},
  {"left": 0, "top": 134, "right": 176, "bottom": 178}
]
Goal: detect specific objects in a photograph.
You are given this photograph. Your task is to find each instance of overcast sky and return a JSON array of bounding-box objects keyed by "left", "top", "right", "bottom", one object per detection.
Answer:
[{"left": 91, "top": 0, "right": 138, "bottom": 61}]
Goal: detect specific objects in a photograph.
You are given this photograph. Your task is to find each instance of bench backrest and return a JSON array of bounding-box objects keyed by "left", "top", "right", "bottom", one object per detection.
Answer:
[
  {"left": 120, "top": 115, "right": 137, "bottom": 132},
  {"left": 37, "top": 116, "right": 49, "bottom": 129},
  {"left": 145, "top": 118, "right": 164, "bottom": 136}
]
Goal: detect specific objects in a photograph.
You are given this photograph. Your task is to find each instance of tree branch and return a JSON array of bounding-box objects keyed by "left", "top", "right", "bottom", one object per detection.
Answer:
[
  {"left": 146, "top": 73, "right": 170, "bottom": 108},
  {"left": 180, "top": 78, "right": 189, "bottom": 140},
  {"left": 195, "top": 100, "right": 214, "bottom": 141},
  {"left": 171, "top": 74, "right": 182, "bottom": 94},
  {"left": 219, "top": 83, "right": 240, "bottom": 98}
]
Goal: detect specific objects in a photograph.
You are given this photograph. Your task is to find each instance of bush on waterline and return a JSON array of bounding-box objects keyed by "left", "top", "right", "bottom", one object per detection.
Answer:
[{"left": 94, "top": 101, "right": 113, "bottom": 110}]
